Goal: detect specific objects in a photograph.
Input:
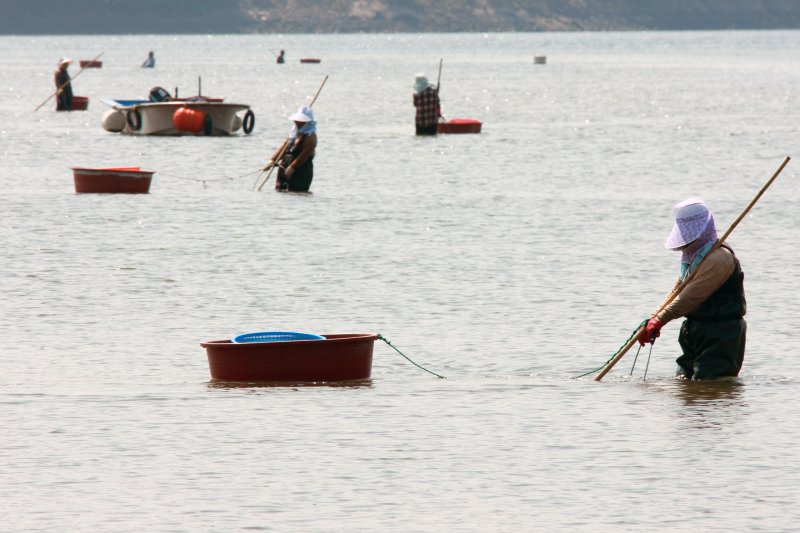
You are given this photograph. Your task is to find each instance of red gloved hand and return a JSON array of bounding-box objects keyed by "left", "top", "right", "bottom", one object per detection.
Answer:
[{"left": 639, "top": 317, "right": 665, "bottom": 346}]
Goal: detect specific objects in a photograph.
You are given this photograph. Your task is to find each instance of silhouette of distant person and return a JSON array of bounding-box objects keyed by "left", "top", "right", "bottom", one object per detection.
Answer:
[
  {"left": 141, "top": 51, "right": 155, "bottom": 68},
  {"left": 54, "top": 57, "right": 73, "bottom": 111},
  {"left": 277, "top": 50, "right": 285, "bottom": 64}
]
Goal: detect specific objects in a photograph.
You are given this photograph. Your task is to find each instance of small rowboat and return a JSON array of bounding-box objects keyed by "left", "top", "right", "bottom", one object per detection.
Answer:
[
  {"left": 300, "top": 58, "right": 321, "bottom": 64},
  {"left": 201, "top": 333, "right": 379, "bottom": 382},
  {"left": 437, "top": 118, "right": 482, "bottom": 134},
  {"left": 79, "top": 60, "right": 103, "bottom": 68},
  {"left": 72, "top": 166, "right": 154, "bottom": 193}
]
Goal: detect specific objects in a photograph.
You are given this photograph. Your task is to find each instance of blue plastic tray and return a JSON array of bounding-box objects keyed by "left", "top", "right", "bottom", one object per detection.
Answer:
[{"left": 231, "top": 331, "right": 325, "bottom": 344}]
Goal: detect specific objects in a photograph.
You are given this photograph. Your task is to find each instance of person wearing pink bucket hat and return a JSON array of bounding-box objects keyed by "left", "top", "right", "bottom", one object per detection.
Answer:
[{"left": 639, "top": 197, "right": 747, "bottom": 380}]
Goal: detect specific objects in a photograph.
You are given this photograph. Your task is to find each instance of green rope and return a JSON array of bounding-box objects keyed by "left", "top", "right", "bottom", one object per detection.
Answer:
[
  {"left": 572, "top": 319, "right": 648, "bottom": 379},
  {"left": 377, "top": 334, "right": 445, "bottom": 379}
]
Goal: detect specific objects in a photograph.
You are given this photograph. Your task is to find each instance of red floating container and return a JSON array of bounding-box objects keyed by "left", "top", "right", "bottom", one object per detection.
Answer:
[
  {"left": 201, "top": 333, "right": 378, "bottom": 382},
  {"left": 300, "top": 58, "right": 321, "bottom": 64},
  {"left": 79, "top": 60, "right": 102, "bottom": 68},
  {"left": 72, "top": 166, "right": 154, "bottom": 194},
  {"left": 173, "top": 107, "right": 206, "bottom": 133},
  {"left": 437, "top": 118, "right": 482, "bottom": 134},
  {"left": 71, "top": 96, "right": 89, "bottom": 111}
]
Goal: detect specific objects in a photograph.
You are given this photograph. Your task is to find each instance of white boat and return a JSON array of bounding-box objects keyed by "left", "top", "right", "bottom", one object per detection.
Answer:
[{"left": 102, "top": 88, "right": 255, "bottom": 136}]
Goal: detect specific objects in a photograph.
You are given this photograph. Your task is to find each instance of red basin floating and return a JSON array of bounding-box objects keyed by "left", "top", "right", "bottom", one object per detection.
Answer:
[
  {"left": 79, "top": 60, "right": 102, "bottom": 68},
  {"left": 71, "top": 96, "right": 89, "bottom": 111},
  {"left": 300, "top": 58, "right": 321, "bottom": 63},
  {"left": 437, "top": 118, "right": 482, "bottom": 134},
  {"left": 72, "top": 166, "right": 154, "bottom": 193},
  {"left": 201, "top": 333, "right": 378, "bottom": 382}
]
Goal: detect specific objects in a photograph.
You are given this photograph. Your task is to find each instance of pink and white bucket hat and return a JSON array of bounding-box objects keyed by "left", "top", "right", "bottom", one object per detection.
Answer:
[{"left": 665, "top": 197, "right": 714, "bottom": 249}]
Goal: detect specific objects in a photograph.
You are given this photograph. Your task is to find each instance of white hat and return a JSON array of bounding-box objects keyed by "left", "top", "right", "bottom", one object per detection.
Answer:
[
  {"left": 665, "top": 197, "right": 713, "bottom": 249},
  {"left": 288, "top": 106, "right": 313, "bottom": 122},
  {"left": 413, "top": 74, "right": 430, "bottom": 93},
  {"left": 58, "top": 57, "right": 72, "bottom": 67}
]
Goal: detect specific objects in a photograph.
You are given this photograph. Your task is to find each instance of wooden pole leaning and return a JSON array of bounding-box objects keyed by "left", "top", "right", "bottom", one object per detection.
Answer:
[
  {"left": 256, "top": 75, "right": 329, "bottom": 192},
  {"left": 594, "top": 155, "right": 791, "bottom": 381},
  {"left": 34, "top": 51, "right": 104, "bottom": 112}
]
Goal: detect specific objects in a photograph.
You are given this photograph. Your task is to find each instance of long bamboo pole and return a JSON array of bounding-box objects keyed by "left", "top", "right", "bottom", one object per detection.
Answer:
[
  {"left": 594, "top": 155, "right": 791, "bottom": 381},
  {"left": 256, "top": 75, "right": 329, "bottom": 192},
  {"left": 35, "top": 51, "right": 104, "bottom": 112}
]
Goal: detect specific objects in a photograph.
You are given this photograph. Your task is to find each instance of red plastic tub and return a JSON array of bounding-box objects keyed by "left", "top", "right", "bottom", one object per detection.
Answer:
[
  {"left": 300, "top": 58, "right": 321, "bottom": 64},
  {"left": 201, "top": 333, "right": 378, "bottom": 382},
  {"left": 79, "top": 60, "right": 102, "bottom": 68},
  {"left": 437, "top": 118, "right": 482, "bottom": 134},
  {"left": 72, "top": 96, "right": 89, "bottom": 111},
  {"left": 72, "top": 166, "right": 154, "bottom": 193}
]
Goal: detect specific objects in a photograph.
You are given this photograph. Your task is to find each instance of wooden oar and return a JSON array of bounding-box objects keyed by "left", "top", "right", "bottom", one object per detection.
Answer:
[
  {"left": 256, "top": 75, "right": 328, "bottom": 192},
  {"left": 34, "top": 51, "right": 104, "bottom": 112},
  {"left": 594, "top": 156, "right": 791, "bottom": 381}
]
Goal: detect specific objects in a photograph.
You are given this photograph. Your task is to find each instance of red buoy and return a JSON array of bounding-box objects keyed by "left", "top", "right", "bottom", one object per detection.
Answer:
[{"left": 173, "top": 107, "right": 206, "bottom": 133}]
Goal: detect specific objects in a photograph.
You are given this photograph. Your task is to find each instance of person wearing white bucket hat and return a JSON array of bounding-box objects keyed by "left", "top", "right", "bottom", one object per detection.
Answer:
[
  {"left": 638, "top": 197, "right": 747, "bottom": 380},
  {"left": 412, "top": 73, "right": 441, "bottom": 135},
  {"left": 263, "top": 105, "right": 317, "bottom": 192},
  {"left": 54, "top": 57, "right": 74, "bottom": 111}
]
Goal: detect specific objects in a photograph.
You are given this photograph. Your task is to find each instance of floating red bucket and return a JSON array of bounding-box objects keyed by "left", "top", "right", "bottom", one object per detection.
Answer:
[
  {"left": 300, "top": 58, "right": 321, "bottom": 64},
  {"left": 201, "top": 333, "right": 378, "bottom": 382},
  {"left": 437, "top": 118, "right": 482, "bottom": 134},
  {"left": 72, "top": 96, "right": 89, "bottom": 111},
  {"left": 79, "top": 60, "right": 102, "bottom": 68},
  {"left": 72, "top": 166, "right": 154, "bottom": 193}
]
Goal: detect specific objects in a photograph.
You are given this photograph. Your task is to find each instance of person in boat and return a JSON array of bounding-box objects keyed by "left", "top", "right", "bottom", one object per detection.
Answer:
[
  {"left": 263, "top": 106, "right": 317, "bottom": 192},
  {"left": 54, "top": 57, "right": 74, "bottom": 111},
  {"left": 142, "top": 51, "right": 155, "bottom": 68},
  {"left": 639, "top": 197, "right": 747, "bottom": 380},
  {"left": 276, "top": 50, "right": 285, "bottom": 64},
  {"left": 413, "top": 73, "right": 441, "bottom": 135}
]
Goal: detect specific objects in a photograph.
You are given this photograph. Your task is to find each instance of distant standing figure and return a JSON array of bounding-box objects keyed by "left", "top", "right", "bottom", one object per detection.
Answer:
[
  {"left": 141, "top": 51, "right": 155, "bottom": 68},
  {"left": 54, "top": 57, "right": 73, "bottom": 111},
  {"left": 276, "top": 50, "right": 285, "bottom": 64},
  {"left": 263, "top": 106, "right": 317, "bottom": 192},
  {"left": 413, "top": 73, "right": 441, "bottom": 135}
]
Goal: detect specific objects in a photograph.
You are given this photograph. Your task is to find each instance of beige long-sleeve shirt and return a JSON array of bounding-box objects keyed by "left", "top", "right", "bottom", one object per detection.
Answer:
[{"left": 655, "top": 246, "right": 736, "bottom": 323}]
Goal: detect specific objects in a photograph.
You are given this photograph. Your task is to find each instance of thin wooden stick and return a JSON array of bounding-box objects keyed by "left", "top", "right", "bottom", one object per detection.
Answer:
[
  {"left": 34, "top": 51, "right": 104, "bottom": 112},
  {"left": 256, "top": 75, "right": 328, "bottom": 192},
  {"left": 594, "top": 156, "right": 791, "bottom": 381},
  {"left": 436, "top": 58, "right": 443, "bottom": 89}
]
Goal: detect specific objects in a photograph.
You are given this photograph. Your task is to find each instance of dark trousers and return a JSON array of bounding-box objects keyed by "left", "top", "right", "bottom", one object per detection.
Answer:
[
  {"left": 276, "top": 159, "right": 313, "bottom": 192},
  {"left": 676, "top": 318, "right": 746, "bottom": 380},
  {"left": 416, "top": 124, "right": 437, "bottom": 135}
]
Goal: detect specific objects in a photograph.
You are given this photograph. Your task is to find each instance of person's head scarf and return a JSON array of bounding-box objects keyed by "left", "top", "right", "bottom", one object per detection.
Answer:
[{"left": 288, "top": 106, "right": 316, "bottom": 140}]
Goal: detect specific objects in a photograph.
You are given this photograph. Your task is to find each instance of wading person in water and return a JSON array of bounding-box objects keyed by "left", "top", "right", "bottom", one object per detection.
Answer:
[
  {"left": 263, "top": 106, "right": 317, "bottom": 192},
  {"left": 412, "top": 73, "right": 440, "bottom": 135},
  {"left": 54, "top": 58, "right": 73, "bottom": 111},
  {"left": 639, "top": 198, "right": 747, "bottom": 380}
]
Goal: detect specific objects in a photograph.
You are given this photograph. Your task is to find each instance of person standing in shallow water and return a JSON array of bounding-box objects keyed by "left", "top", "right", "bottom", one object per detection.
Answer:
[
  {"left": 639, "top": 197, "right": 747, "bottom": 380},
  {"left": 413, "top": 73, "right": 440, "bottom": 135},
  {"left": 263, "top": 106, "right": 317, "bottom": 192},
  {"left": 54, "top": 58, "right": 73, "bottom": 111},
  {"left": 276, "top": 50, "right": 285, "bottom": 64},
  {"left": 141, "top": 51, "right": 155, "bottom": 68}
]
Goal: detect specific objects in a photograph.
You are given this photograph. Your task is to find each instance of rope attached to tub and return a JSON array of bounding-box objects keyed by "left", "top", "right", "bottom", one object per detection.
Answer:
[
  {"left": 572, "top": 319, "right": 648, "bottom": 379},
  {"left": 157, "top": 168, "right": 263, "bottom": 188},
  {"left": 378, "top": 334, "right": 445, "bottom": 379}
]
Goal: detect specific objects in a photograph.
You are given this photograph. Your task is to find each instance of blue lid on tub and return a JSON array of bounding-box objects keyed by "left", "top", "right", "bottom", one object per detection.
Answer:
[{"left": 231, "top": 331, "right": 325, "bottom": 343}]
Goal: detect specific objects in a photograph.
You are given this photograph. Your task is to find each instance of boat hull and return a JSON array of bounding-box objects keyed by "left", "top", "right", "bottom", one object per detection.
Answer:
[
  {"left": 103, "top": 100, "right": 252, "bottom": 136},
  {"left": 72, "top": 166, "right": 154, "bottom": 193},
  {"left": 438, "top": 119, "right": 482, "bottom": 134},
  {"left": 201, "top": 333, "right": 378, "bottom": 382}
]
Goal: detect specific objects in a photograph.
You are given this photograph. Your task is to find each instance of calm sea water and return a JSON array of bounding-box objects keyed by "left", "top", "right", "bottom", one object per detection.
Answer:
[{"left": 2, "top": 31, "right": 800, "bottom": 532}]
